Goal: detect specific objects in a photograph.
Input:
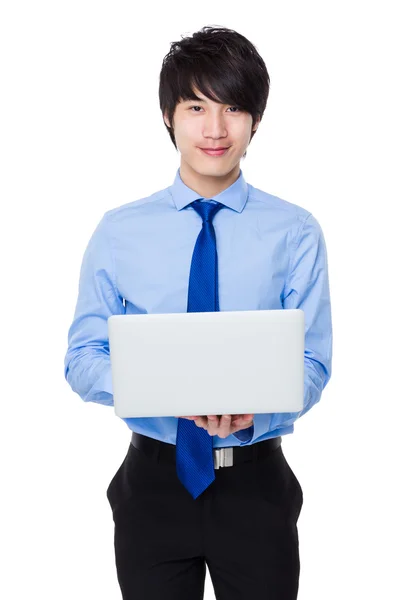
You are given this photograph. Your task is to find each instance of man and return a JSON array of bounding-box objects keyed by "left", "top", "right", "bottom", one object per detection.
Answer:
[{"left": 64, "top": 25, "right": 332, "bottom": 600}]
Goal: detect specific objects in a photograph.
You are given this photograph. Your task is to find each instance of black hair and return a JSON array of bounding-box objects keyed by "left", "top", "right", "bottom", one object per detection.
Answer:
[{"left": 159, "top": 26, "right": 270, "bottom": 158}]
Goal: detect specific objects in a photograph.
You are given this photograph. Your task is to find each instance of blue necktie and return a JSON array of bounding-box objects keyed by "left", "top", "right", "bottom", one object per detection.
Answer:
[{"left": 176, "top": 199, "right": 225, "bottom": 500}]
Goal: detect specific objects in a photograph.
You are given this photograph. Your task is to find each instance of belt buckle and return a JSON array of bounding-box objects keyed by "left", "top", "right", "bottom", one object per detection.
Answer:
[{"left": 213, "top": 447, "right": 234, "bottom": 469}]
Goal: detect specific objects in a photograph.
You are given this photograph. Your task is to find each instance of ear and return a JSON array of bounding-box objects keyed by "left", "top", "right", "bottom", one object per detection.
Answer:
[
  {"left": 253, "top": 115, "right": 261, "bottom": 132},
  {"left": 163, "top": 112, "right": 171, "bottom": 128}
]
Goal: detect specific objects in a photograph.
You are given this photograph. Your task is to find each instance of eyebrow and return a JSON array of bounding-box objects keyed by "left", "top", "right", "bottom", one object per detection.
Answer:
[{"left": 186, "top": 96, "right": 227, "bottom": 105}]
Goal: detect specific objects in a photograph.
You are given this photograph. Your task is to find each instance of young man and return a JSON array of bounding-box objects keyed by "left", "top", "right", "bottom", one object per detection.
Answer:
[{"left": 64, "top": 26, "right": 332, "bottom": 600}]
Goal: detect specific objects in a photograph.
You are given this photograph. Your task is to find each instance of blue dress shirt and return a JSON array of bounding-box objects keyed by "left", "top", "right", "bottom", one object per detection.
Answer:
[{"left": 64, "top": 167, "right": 333, "bottom": 447}]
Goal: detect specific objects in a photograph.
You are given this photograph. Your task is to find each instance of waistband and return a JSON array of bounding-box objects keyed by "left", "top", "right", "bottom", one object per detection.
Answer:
[{"left": 130, "top": 431, "right": 282, "bottom": 469}]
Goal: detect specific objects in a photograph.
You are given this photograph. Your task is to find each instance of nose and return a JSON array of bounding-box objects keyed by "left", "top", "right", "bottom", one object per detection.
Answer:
[{"left": 203, "top": 113, "right": 228, "bottom": 139}]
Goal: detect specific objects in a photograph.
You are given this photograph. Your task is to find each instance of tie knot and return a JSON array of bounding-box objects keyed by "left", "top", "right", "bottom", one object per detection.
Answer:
[{"left": 190, "top": 200, "right": 224, "bottom": 224}]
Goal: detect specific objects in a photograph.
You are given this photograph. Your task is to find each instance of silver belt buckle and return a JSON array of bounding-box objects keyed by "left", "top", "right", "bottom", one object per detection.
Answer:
[{"left": 213, "top": 447, "right": 234, "bottom": 469}]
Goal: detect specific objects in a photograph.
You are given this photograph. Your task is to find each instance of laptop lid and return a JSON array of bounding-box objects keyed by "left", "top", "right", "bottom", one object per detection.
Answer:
[{"left": 108, "top": 308, "right": 305, "bottom": 418}]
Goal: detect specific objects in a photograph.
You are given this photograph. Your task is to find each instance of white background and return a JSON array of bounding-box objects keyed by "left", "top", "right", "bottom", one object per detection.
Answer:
[{"left": 1, "top": 1, "right": 417, "bottom": 598}]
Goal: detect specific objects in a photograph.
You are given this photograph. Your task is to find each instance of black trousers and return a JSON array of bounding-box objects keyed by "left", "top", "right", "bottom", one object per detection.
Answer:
[{"left": 106, "top": 433, "right": 303, "bottom": 600}]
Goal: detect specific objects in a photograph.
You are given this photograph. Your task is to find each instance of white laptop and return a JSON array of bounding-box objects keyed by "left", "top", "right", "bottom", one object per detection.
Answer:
[{"left": 108, "top": 308, "right": 305, "bottom": 418}]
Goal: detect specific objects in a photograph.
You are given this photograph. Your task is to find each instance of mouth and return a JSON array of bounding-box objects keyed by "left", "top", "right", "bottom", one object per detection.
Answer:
[{"left": 199, "top": 147, "right": 230, "bottom": 157}]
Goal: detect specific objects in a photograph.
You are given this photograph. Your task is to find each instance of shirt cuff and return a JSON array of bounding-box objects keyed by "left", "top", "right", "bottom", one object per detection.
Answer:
[
  {"left": 85, "top": 366, "right": 114, "bottom": 405},
  {"left": 232, "top": 424, "right": 254, "bottom": 444},
  {"left": 231, "top": 413, "right": 274, "bottom": 445}
]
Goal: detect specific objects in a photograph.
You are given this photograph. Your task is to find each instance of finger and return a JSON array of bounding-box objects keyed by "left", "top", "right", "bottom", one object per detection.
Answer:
[
  {"left": 231, "top": 420, "right": 254, "bottom": 436},
  {"left": 233, "top": 418, "right": 254, "bottom": 430},
  {"left": 219, "top": 414, "right": 232, "bottom": 438},
  {"left": 236, "top": 414, "right": 254, "bottom": 423},
  {"left": 195, "top": 416, "right": 208, "bottom": 429},
  {"left": 206, "top": 415, "right": 219, "bottom": 434}
]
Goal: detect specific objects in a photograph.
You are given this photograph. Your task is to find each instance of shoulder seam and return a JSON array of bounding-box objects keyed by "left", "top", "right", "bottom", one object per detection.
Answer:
[
  {"left": 102, "top": 213, "right": 122, "bottom": 305},
  {"left": 288, "top": 212, "right": 313, "bottom": 277},
  {"left": 105, "top": 189, "right": 170, "bottom": 219}
]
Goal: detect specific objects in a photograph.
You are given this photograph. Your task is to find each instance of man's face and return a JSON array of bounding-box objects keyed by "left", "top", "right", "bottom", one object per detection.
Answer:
[{"left": 164, "top": 87, "right": 259, "bottom": 181}]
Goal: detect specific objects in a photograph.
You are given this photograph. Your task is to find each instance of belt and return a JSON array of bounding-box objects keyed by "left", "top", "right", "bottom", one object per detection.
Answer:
[{"left": 130, "top": 431, "right": 282, "bottom": 469}]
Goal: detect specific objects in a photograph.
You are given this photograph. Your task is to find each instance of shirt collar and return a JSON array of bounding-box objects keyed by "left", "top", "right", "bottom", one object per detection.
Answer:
[{"left": 169, "top": 167, "right": 249, "bottom": 213}]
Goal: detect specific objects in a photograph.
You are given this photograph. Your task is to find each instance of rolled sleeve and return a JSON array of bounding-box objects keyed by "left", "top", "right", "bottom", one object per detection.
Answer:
[
  {"left": 64, "top": 213, "right": 124, "bottom": 406},
  {"left": 270, "top": 212, "right": 333, "bottom": 431}
]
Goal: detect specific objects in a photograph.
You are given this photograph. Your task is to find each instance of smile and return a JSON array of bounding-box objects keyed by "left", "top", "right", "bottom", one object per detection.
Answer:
[{"left": 199, "top": 148, "right": 229, "bottom": 157}]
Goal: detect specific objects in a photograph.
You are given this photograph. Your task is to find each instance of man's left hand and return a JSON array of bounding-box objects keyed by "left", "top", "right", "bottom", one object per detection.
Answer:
[{"left": 175, "top": 414, "right": 254, "bottom": 439}]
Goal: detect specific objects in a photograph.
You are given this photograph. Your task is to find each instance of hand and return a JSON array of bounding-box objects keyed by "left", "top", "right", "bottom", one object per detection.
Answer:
[{"left": 175, "top": 414, "right": 254, "bottom": 439}]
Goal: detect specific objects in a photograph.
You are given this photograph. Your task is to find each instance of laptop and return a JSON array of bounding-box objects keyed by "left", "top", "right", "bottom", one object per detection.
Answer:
[{"left": 108, "top": 308, "right": 305, "bottom": 418}]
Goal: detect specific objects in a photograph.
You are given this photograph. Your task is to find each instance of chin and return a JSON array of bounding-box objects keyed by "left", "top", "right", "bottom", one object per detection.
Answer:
[
  {"left": 181, "top": 153, "right": 240, "bottom": 177},
  {"left": 197, "top": 164, "right": 234, "bottom": 177}
]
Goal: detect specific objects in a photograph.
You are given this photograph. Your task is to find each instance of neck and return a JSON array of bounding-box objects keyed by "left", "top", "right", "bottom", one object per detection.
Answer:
[{"left": 179, "top": 159, "right": 240, "bottom": 198}]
